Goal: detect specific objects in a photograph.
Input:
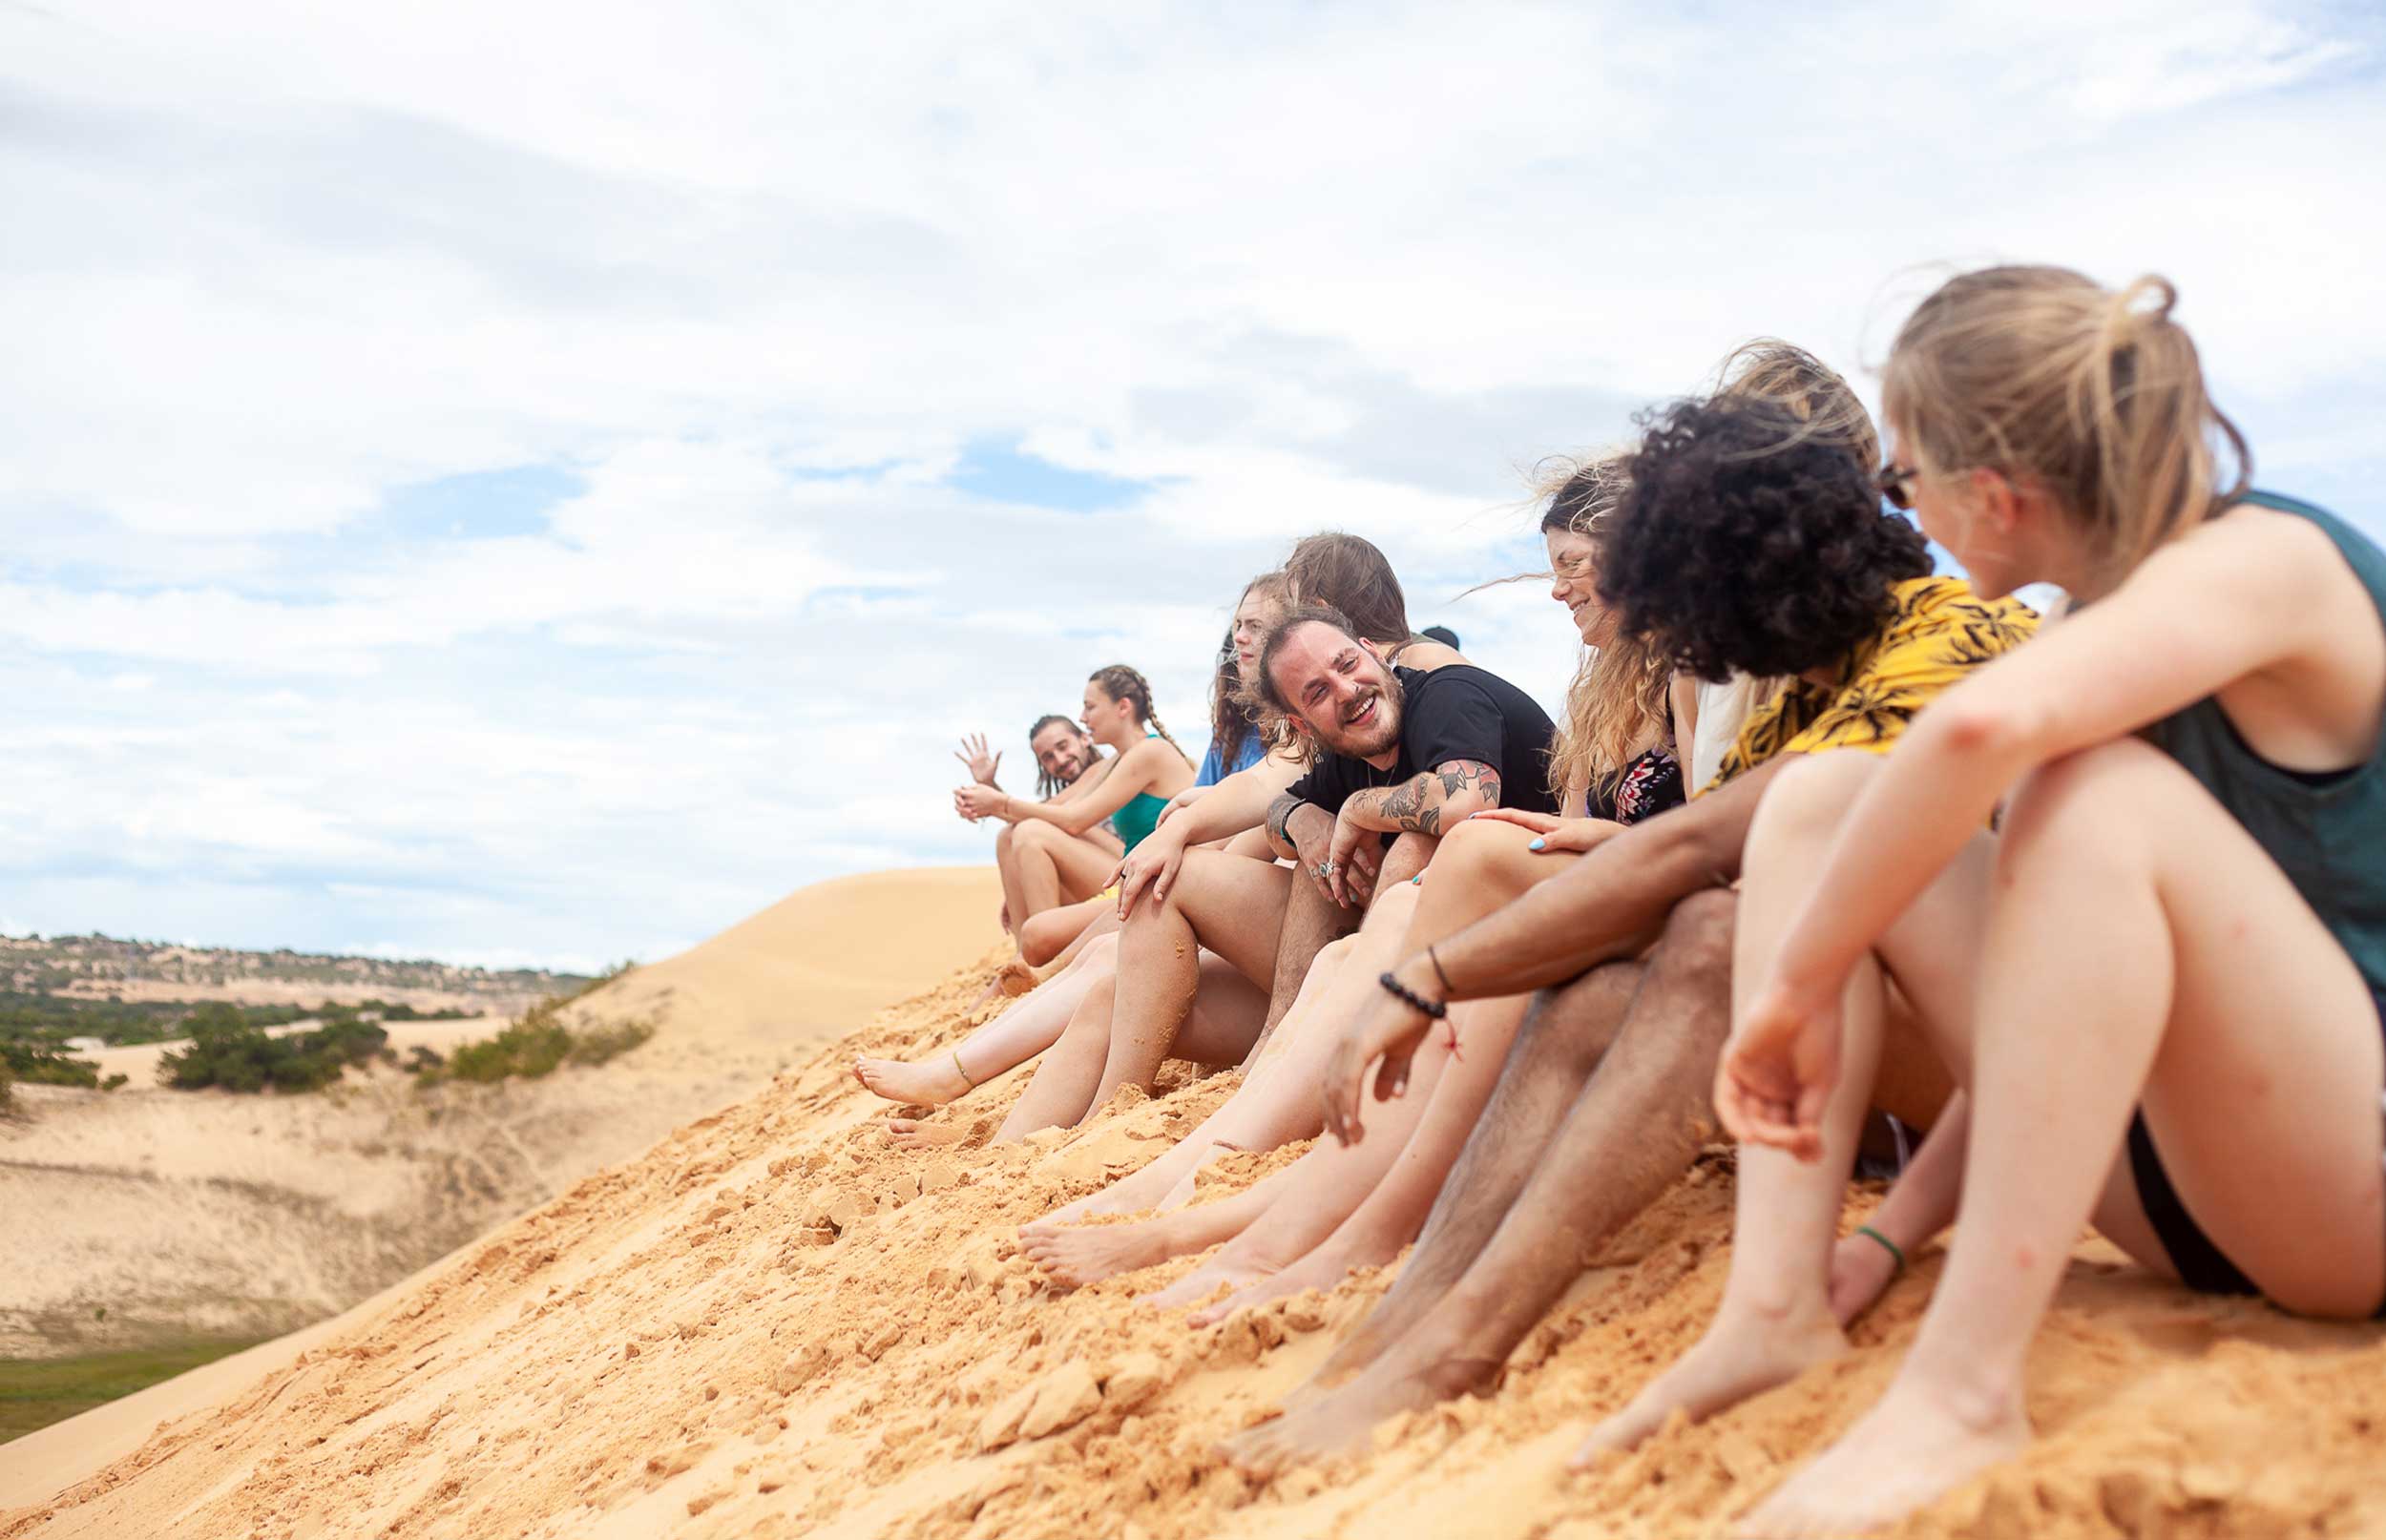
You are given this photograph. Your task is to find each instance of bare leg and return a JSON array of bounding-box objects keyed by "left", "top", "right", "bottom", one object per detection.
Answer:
[
  {"left": 1090, "top": 850, "right": 1292, "bottom": 1104},
  {"left": 994, "top": 823, "right": 1028, "bottom": 939},
  {"left": 1024, "top": 933, "right": 1363, "bottom": 1231},
  {"left": 1226, "top": 896, "right": 1731, "bottom": 1474},
  {"left": 859, "top": 935, "right": 1117, "bottom": 1107},
  {"left": 1021, "top": 894, "right": 1109, "bottom": 967},
  {"left": 1300, "top": 959, "right": 1643, "bottom": 1394},
  {"left": 1745, "top": 742, "right": 2386, "bottom": 1535},
  {"left": 1209, "top": 989, "right": 1536, "bottom": 1324},
  {"left": 1021, "top": 1165, "right": 1298, "bottom": 1290},
  {"left": 994, "top": 949, "right": 1268, "bottom": 1142},
  {"left": 1011, "top": 821, "right": 1126, "bottom": 921},
  {"left": 1262, "top": 860, "right": 1361, "bottom": 1035}
]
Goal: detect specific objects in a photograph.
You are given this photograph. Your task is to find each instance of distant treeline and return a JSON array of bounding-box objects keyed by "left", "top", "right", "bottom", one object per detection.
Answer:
[{"left": 0, "top": 992, "right": 471, "bottom": 1050}]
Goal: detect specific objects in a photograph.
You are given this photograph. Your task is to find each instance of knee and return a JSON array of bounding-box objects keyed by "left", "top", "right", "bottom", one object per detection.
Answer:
[
  {"left": 1014, "top": 820, "right": 1061, "bottom": 852},
  {"left": 994, "top": 822, "right": 1015, "bottom": 856},
  {"left": 2000, "top": 737, "right": 2169, "bottom": 854},
  {"left": 1433, "top": 814, "right": 1512, "bottom": 875},
  {"left": 1754, "top": 749, "right": 1883, "bottom": 836}
]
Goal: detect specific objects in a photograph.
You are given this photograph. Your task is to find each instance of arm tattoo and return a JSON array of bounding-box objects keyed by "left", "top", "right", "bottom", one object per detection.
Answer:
[{"left": 1359, "top": 760, "right": 1501, "bottom": 837}]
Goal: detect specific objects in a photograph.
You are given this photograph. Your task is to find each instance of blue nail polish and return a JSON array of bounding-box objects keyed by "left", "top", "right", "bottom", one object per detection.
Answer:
[{"left": 1529, "top": 838, "right": 1544, "bottom": 851}]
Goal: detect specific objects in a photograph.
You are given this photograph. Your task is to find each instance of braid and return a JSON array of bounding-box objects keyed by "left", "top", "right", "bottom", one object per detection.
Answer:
[{"left": 1088, "top": 664, "right": 1183, "bottom": 759}]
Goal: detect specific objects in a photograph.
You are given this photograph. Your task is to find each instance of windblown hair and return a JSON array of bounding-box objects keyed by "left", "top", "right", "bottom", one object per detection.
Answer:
[
  {"left": 1712, "top": 338, "right": 1881, "bottom": 475},
  {"left": 1283, "top": 532, "right": 1416, "bottom": 651},
  {"left": 1601, "top": 396, "right": 1933, "bottom": 680},
  {"left": 1210, "top": 572, "right": 1289, "bottom": 775},
  {"left": 1882, "top": 265, "right": 2250, "bottom": 591},
  {"left": 1087, "top": 663, "right": 1183, "bottom": 760},
  {"left": 1252, "top": 603, "right": 1369, "bottom": 719},
  {"left": 1533, "top": 455, "right": 1674, "bottom": 808},
  {"left": 1027, "top": 713, "right": 1083, "bottom": 799}
]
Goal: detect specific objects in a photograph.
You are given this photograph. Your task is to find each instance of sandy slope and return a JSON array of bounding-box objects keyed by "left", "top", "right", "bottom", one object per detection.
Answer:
[
  {"left": 0, "top": 868, "right": 999, "bottom": 1360},
  {"left": 7, "top": 925, "right": 2383, "bottom": 1540}
]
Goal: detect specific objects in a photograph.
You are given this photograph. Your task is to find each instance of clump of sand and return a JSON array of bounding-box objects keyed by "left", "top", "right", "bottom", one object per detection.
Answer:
[{"left": 9, "top": 906, "right": 2385, "bottom": 1538}]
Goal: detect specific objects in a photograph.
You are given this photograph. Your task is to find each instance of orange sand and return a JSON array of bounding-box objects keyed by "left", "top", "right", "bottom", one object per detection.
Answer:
[{"left": 7, "top": 907, "right": 2384, "bottom": 1537}]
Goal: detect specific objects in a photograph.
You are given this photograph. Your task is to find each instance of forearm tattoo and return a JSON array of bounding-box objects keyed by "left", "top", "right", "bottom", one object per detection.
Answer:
[{"left": 1361, "top": 760, "right": 1501, "bottom": 837}]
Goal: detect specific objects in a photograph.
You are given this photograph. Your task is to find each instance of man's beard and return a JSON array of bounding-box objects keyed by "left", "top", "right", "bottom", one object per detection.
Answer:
[{"left": 1314, "top": 680, "right": 1402, "bottom": 760}]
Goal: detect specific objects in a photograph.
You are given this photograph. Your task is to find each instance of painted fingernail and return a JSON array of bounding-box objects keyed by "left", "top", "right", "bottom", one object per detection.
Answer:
[{"left": 1529, "top": 839, "right": 1545, "bottom": 851}]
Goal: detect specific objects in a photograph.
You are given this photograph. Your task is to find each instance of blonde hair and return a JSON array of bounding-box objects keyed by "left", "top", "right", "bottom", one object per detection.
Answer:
[
  {"left": 1535, "top": 454, "right": 1672, "bottom": 807},
  {"left": 1882, "top": 266, "right": 2250, "bottom": 587},
  {"left": 1713, "top": 337, "right": 1882, "bottom": 474}
]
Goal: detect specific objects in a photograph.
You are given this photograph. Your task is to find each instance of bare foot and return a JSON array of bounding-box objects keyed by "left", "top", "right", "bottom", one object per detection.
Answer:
[
  {"left": 1736, "top": 1378, "right": 2029, "bottom": 1535},
  {"left": 1190, "top": 1242, "right": 1360, "bottom": 1327},
  {"left": 1141, "top": 1255, "right": 1269, "bottom": 1313},
  {"left": 853, "top": 1054, "right": 969, "bottom": 1106},
  {"left": 1569, "top": 1299, "right": 1848, "bottom": 1465},
  {"left": 885, "top": 1117, "right": 969, "bottom": 1151},
  {"left": 1219, "top": 1347, "right": 1495, "bottom": 1479},
  {"left": 1020, "top": 1138, "right": 1211, "bottom": 1238},
  {"left": 996, "top": 960, "right": 1040, "bottom": 997},
  {"left": 1018, "top": 1219, "right": 1181, "bottom": 1289}
]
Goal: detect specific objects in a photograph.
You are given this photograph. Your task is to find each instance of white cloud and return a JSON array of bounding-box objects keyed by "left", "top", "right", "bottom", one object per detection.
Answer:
[{"left": 1, "top": 0, "right": 2379, "bottom": 965}]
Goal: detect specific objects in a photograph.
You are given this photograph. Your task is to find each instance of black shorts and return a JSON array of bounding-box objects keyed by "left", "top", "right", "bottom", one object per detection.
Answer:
[{"left": 2126, "top": 985, "right": 2386, "bottom": 1313}]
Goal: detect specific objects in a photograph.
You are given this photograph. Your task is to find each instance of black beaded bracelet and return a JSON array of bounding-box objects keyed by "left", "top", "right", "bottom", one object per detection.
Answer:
[{"left": 1378, "top": 971, "right": 1448, "bottom": 1020}]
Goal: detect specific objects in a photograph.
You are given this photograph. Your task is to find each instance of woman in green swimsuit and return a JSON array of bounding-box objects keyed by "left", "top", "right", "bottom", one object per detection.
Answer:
[
  {"left": 1582, "top": 264, "right": 2386, "bottom": 1536},
  {"left": 956, "top": 663, "right": 1195, "bottom": 927}
]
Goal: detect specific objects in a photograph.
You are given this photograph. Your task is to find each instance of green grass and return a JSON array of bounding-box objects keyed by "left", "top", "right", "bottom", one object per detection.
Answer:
[{"left": 0, "top": 1339, "right": 266, "bottom": 1445}]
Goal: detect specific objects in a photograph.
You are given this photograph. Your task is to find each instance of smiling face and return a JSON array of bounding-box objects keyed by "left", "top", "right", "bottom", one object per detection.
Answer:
[
  {"left": 1030, "top": 719, "right": 1096, "bottom": 784},
  {"left": 1545, "top": 526, "right": 1618, "bottom": 648},
  {"left": 1266, "top": 621, "right": 1403, "bottom": 761}
]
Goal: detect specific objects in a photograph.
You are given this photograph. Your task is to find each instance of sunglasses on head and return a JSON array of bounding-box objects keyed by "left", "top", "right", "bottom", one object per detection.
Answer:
[{"left": 1875, "top": 463, "right": 1919, "bottom": 511}]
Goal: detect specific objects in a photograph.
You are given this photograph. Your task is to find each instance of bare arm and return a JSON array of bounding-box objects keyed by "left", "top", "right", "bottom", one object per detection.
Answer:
[
  {"left": 1425, "top": 757, "right": 1791, "bottom": 1000},
  {"left": 1114, "top": 754, "right": 1306, "bottom": 915},
  {"left": 1002, "top": 741, "right": 1163, "bottom": 837},
  {"left": 1337, "top": 759, "right": 1502, "bottom": 839}
]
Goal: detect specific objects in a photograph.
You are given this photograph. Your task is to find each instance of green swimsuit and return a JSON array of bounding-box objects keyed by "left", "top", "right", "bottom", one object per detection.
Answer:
[{"left": 1105, "top": 731, "right": 1171, "bottom": 854}]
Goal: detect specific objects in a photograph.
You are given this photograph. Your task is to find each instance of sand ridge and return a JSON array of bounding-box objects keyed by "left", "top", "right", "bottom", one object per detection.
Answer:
[
  {"left": 8, "top": 931, "right": 2385, "bottom": 1539},
  {"left": 0, "top": 867, "right": 1002, "bottom": 1359}
]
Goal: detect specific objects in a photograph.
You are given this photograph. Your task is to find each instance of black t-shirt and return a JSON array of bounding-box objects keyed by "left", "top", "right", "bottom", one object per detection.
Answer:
[{"left": 1287, "top": 664, "right": 1559, "bottom": 823}]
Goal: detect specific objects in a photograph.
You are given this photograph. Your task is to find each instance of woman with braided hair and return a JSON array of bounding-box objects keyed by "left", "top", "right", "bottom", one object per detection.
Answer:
[{"left": 955, "top": 664, "right": 1196, "bottom": 925}]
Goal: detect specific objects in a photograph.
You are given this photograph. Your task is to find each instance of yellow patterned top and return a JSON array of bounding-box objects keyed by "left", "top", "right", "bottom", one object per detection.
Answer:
[{"left": 1706, "top": 576, "right": 2039, "bottom": 792}]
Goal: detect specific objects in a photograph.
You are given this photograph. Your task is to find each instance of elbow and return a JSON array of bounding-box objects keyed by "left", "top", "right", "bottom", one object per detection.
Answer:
[{"left": 1920, "top": 693, "right": 2037, "bottom": 765}]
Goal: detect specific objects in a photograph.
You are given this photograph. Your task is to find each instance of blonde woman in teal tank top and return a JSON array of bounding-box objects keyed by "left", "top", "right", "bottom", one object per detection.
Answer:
[
  {"left": 1588, "top": 267, "right": 2386, "bottom": 1537},
  {"left": 952, "top": 663, "right": 1195, "bottom": 931}
]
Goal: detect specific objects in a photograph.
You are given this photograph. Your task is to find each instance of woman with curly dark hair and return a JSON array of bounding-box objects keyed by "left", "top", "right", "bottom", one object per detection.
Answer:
[{"left": 1223, "top": 385, "right": 2037, "bottom": 1484}]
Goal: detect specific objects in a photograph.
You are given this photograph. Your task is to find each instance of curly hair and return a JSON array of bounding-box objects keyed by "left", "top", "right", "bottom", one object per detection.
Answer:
[{"left": 1601, "top": 396, "right": 1933, "bottom": 681}]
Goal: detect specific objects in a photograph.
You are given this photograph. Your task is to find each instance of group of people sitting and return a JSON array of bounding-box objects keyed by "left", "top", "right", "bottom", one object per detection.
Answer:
[{"left": 856, "top": 263, "right": 2386, "bottom": 1536}]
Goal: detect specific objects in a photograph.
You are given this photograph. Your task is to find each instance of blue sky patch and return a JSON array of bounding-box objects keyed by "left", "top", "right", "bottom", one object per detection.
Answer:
[
  {"left": 950, "top": 441, "right": 1152, "bottom": 512},
  {"left": 377, "top": 464, "right": 584, "bottom": 542}
]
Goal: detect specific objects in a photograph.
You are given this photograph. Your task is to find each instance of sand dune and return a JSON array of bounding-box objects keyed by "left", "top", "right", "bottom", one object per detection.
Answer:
[
  {"left": 7, "top": 894, "right": 2383, "bottom": 1539},
  {"left": 0, "top": 868, "right": 1000, "bottom": 1361}
]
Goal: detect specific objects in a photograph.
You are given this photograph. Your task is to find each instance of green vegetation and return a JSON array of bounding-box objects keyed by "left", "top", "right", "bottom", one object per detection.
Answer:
[
  {"left": 418, "top": 966, "right": 651, "bottom": 1088},
  {"left": 0, "top": 1039, "right": 100, "bottom": 1089},
  {"left": 0, "top": 1064, "right": 14, "bottom": 1116},
  {"left": 0, "top": 1339, "right": 267, "bottom": 1446},
  {"left": 157, "top": 1005, "right": 390, "bottom": 1093}
]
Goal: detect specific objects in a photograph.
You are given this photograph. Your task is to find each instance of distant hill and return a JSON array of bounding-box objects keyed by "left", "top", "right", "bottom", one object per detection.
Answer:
[{"left": 1, "top": 933, "right": 592, "bottom": 1028}]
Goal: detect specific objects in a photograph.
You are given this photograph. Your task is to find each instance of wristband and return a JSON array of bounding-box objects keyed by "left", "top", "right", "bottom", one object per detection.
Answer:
[
  {"left": 1377, "top": 971, "right": 1447, "bottom": 1020},
  {"left": 1853, "top": 1224, "right": 1905, "bottom": 1275},
  {"left": 1268, "top": 797, "right": 1308, "bottom": 848}
]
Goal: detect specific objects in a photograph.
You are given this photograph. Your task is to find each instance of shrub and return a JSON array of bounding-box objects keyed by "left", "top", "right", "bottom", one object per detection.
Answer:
[
  {"left": 419, "top": 983, "right": 652, "bottom": 1089},
  {"left": 157, "top": 1004, "right": 388, "bottom": 1093},
  {"left": 0, "top": 1040, "right": 99, "bottom": 1089},
  {"left": 1, "top": 1064, "right": 15, "bottom": 1115}
]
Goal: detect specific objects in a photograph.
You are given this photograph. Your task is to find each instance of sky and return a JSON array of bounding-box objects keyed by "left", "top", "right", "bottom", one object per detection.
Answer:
[{"left": 4, "top": 1, "right": 2382, "bottom": 971}]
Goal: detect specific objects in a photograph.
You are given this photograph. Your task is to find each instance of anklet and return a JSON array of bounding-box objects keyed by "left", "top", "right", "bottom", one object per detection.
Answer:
[
  {"left": 1377, "top": 971, "right": 1447, "bottom": 1020},
  {"left": 1854, "top": 1224, "right": 1905, "bottom": 1275},
  {"left": 951, "top": 1050, "right": 978, "bottom": 1091}
]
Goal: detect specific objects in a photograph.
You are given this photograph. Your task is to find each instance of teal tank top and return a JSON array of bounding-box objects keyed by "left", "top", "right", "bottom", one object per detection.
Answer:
[
  {"left": 2142, "top": 491, "right": 2386, "bottom": 995},
  {"left": 1106, "top": 730, "right": 1172, "bottom": 854},
  {"left": 1110, "top": 792, "right": 1168, "bottom": 854}
]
